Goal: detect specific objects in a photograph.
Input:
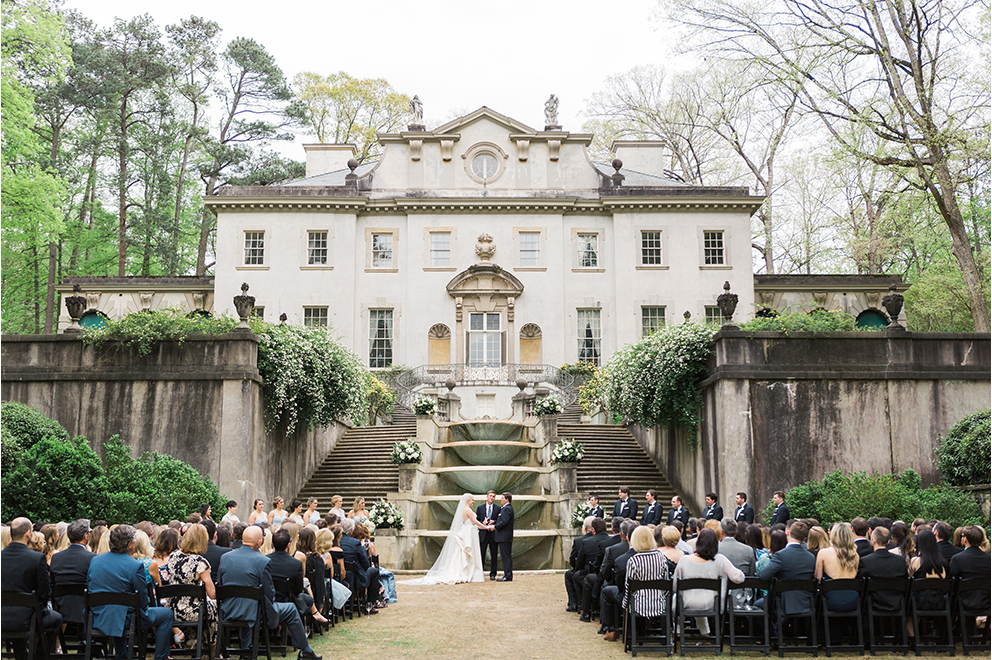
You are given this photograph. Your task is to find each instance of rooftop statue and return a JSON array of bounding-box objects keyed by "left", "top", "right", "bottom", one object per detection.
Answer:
[{"left": 544, "top": 94, "right": 559, "bottom": 127}]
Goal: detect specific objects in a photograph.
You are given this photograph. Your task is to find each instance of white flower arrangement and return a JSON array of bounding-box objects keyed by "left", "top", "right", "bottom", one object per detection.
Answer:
[
  {"left": 413, "top": 396, "right": 437, "bottom": 415},
  {"left": 551, "top": 438, "right": 584, "bottom": 464},
  {"left": 534, "top": 394, "right": 564, "bottom": 416},
  {"left": 390, "top": 438, "right": 422, "bottom": 464},
  {"left": 368, "top": 499, "right": 404, "bottom": 531},
  {"left": 571, "top": 500, "right": 592, "bottom": 528}
]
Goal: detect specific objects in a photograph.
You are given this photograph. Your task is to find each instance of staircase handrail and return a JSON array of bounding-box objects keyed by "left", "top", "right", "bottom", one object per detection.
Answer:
[{"left": 393, "top": 363, "right": 576, "bottom": 409}]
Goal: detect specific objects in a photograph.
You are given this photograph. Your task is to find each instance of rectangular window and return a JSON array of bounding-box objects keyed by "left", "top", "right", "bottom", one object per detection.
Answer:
[
  {"left": 577, "top": 309, "right": 602, "bottom": 366},
  {"left": 705, "top": 306, "right": 722, "bottom": 325},
  {"left": 577, "top": 233, "right": 598, "bottom": 268},
  {"left": 307, "top": 231, "right": 328, "bottom": 265},
  {"left": 430, "top": 232, "right": 450, "bottom": 267},
  {"left": 641, "top": 231, "right": 661, "bottom": 265},
  {"left": 252, "top": 307, "right": 264, "bottom": 320},
  {"left": 520, "top": 232, "right": 540, "bottom": 267},
  {"left": 304, "top": 307, "right": 328, "bottom": 328},
  {"left": 244, "top": 231, "right": 264, "bottom": 265},
  {"left": 372, "top": 233, "right": 393, "bottom": 267},
  {"left": 369, "top": 309, "right": 393, "bottom": 368},
  {"left": 704, "top": 231, "right": 725, "bottom": 265},
  {"left": 468, "top": 312, "right": 501, "bottom": 366},
  {"left": 641, "top": 307, "right": 665, "bottom": 336}
]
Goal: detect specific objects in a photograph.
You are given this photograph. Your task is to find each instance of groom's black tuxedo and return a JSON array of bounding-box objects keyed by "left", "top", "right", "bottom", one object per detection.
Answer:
[
  {"left": 477, "top": 502, "right": 501, "bottom": 578},
  {"left": 612, "top": 498, "right": 637, "bottom": 521},
  {"left": 494, "top": 503, "right": 514, "bottom": 580}
]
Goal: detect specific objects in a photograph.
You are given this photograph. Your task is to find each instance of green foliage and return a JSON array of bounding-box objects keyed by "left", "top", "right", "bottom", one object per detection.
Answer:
[
  {"left": 740, "top": 309, "right": 863, "bottom": 333},
  {"left": 81, "top": 307, "right": 239, "bottom": 355},
  {"left": 934, "top": 409, "right": 991, "bottom": 486},
  {"left": 365, "top": 373, "right": 396, "bottom": 425},
  {"left": 559, "top": 361, "right": 598, "bottom": 377},
  {"left": 578, "top": 368, "right": 607, "bottom": 415},
  {"left": 600, "top": 323, "right": 715, "bottom": 443},
  {"left": 1, "top": 399, "right": 70, "bottom": 449},
  {"left": 762, "top": 469, "right": 987, "bottom": 529}
]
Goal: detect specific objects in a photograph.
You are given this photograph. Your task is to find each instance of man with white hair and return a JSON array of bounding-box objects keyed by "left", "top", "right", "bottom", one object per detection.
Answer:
[{"left": 339, "top": 517, "right": 380, "bottom": 613}]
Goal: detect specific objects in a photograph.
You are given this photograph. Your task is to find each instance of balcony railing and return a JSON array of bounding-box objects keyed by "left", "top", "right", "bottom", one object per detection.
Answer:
[{"left": 394, "top": 363, "right": 576, "bottom": 410}]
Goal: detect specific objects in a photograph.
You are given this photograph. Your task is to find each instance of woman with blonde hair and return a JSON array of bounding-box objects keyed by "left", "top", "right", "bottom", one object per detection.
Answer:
[
  {"left": 259, "top": 528, "right": 274, "bottom": 555},
  {"left": 165, "top": 524, "right": 217, "bottom": 654},
  {"left": 815, "top": 522, "right": 859, "bottom": 612},
  {"left": 89, "top": 525, "right": 107, "bottom": 553},
  {"left": 807, "top": 526, "right": 830, "bottom": 555},
  {"left": 316, "top": 528, "right": 352, "bottom": 611},
  {"left": 1, "top": 526, "right": 11, "bottom": 550},
  {"left": 656, "top": 525, "right": 685, "bottom": 573},
  {"left": 128, "top": 529, "right": 159, "bottom": 585},
  {"left": 328, "top": 496, "right": 346, "bottom": 520},
  {"left": 281, "top": 522, "right": 301, "bottom": 557},
  {"left": 347, "top": 497, "right": 369, "bottom": 525},
  {"left": 268, "top": 497, "right": 287, "bottom": 526},
  {"left": 27, "top": 531, "right": 46, "bottom": 553}
]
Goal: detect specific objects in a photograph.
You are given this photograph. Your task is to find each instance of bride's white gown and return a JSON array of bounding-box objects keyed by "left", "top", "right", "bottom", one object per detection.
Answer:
[{"left": 401, "top": 499, "right": 484, "bottom": 585}]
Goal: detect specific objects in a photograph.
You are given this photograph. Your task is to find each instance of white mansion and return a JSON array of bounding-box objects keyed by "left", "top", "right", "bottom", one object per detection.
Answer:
[{"left": 58, "top": 107, "right": 906, "bottom": 369}]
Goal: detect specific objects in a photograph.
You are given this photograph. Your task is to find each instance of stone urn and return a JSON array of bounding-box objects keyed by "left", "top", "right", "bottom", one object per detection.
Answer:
[
  {"left": 716, "top": 281, "right": 739, "bottom": 329},
  {"left": 882, "top": 285, "right": 905, "bottom": 331},
  {"left": 233, "top": 282, "right": 255, "bottom": 329},
  {"left": 398, "top": 463, "right": 418, "bottom": 492},
  {"left": 555, "top": 461, "right": 578, "bottom": 494},
  {"left": 64, "top": 284, "right": 87, "bottom": 333}
]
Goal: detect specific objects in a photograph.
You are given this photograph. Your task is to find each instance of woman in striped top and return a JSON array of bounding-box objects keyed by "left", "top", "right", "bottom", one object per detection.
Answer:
[{"left": 624, "top": 526, "right": 672, "bottom": 618}]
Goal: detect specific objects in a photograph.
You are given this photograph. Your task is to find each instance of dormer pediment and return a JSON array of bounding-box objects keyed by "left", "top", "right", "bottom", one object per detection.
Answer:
[{"left": 446, "top": 263, "right": 524, "bottom": 298}]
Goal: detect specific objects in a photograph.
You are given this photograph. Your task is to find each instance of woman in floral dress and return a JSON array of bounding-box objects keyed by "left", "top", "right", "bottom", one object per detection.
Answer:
[{"left": 165, "top": 524, "right": 217, "bottom": 656}]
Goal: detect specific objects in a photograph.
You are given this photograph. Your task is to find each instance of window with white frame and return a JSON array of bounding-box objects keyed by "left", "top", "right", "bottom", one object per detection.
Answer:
[
  {"left": 577, "top": 233, "right": 598, "bottom": 268},
  {"left": 703, "top": 231, "right": 725, "bottom": 265},
  {"left": 430, "top": 232, "right": 450, "bottom": 267},
  {"left": 308, "top": 231, "right": 328, "bottom": 265},
  {"left": 577, "top": 309, "right": 601, "bottom": 365},
  {"left": 468, "top": 312, "right": 501, "bottom": 366},
  {"left": 641, "top": 231, "right": 662, "bottom": 265},
  {"left": 252, "top": 307, "right": 264, "bottom": 320},
  {"left": 304, "top": 307, "right": 328, "bottom": 328},
  {"left": 519, "top": 232, "right": 540, "bottom": 267},
  {"left": 244, "top": 231, "right": 264, "bottom": 265},
  {"left": 372, "top": 233, "right": 393, "bottom": 267},
  {"left": 705, "top": 306, "right": 722, "bottom": 325},
  {"left": 641, "top": 307, "right": 665, "bottom": 336},
  {"left": 369, "top": 309, "right": 393, "bottom": 368}
]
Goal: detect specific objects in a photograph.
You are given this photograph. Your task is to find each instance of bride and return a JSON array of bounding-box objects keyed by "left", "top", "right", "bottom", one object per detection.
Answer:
[{"left": 402, "top": 493, "right": 488, "bottom": 585}]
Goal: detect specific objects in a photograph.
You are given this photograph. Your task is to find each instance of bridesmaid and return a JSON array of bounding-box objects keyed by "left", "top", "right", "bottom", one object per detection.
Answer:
[
  {"left": 248, "top": 499, "right": 266, "bottom": 525},
  {"left": 268, "top": 497, "right": 288, "bottom": 526},
  {"left": 304, "top": 497, "right": 321, "bottom": 526}
]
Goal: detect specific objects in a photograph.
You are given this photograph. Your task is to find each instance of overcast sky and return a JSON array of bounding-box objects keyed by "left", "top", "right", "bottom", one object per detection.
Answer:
[{"left": 62, "top": 0, "right": 679, "bottom": 150}]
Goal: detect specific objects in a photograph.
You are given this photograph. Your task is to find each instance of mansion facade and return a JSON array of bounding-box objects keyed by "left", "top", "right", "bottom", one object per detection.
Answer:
[{"left": 57, "top": 107, "right": 906, "bottom": 368}]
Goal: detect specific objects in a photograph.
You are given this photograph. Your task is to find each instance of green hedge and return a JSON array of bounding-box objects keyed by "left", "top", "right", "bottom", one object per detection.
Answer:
[
  {"left": 934, "top": 409, "right": 991, "bottom": 486},
  {"left": 740, "top": 309, "right": 867, "bottom": 333}
]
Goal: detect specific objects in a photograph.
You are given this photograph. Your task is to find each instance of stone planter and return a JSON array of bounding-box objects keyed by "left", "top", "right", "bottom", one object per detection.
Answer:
[
  {"left": 555, "top": 461, "right": 577, "bottom": 495},
  {"left": 374, "top": 527, "right": 398, "bottom": 568},
  {"left": 398, "top": 463, "right": 418, "bottom": 492}
]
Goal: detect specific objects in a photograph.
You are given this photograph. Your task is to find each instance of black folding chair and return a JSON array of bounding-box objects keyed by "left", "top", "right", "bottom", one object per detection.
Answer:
[
  {"left": 156, "top": 584, "right": 206, "bottom": 660},
  {"left": 956, "top": 576, "right": 991, "bottom": 656},
  {"left": 83, "top": 591, "right": 146, "bottom": 660},
  {"left": 214, "top": 585, "right": 272, "bottom": 660},
  {"left": 865, "top": 577, "right": 909, "bottom": 655},
  {"left": 269, "top": 580, "right": 292, "bottom": 657},
  {"left": 1, "top": 590, "right": 51, "bottom": 660},
  {"left": 773, "top": 579, "right": 818, "bottom": 657},
  {"left": 675, "top": 577, "right": 723, "bottom": 656},
  {"left": 726, "top": 577, "right": 771, "bottom": 657},
  {"left": 908, "top": 577, "right": 954, "bottom": 656},
  {"left": 818, "top": 578, "right": 864, "bottom": 656},
  {"left": 51, "top": 583, "right": 88, "bottom": 656},
  {"left": 623, "top": 579, "right": 673, "bottom": 657},
  {"left": 342, "top": 563, "right": 363, "bottom": 621}
]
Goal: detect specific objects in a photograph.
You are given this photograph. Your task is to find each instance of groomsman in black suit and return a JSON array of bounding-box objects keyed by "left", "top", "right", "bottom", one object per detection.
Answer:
[
  {"left": 612, "top": 487, "right": 637, "bottom": 521},
  {"left": 492, "top": 493, "right": 514, "bottom": 582},
  {"left": 769, "top": 490, "right": 791, "bottom": 526},
  {"left": 476, "top": 490, "right": 501, "bottom": 580},
  {"left": 733, "top": 492, "right": 754, "bottom": 524},
  {"left": 934, "top": 521, "right": 963, "bottom": 563},
  {"left": 50, "top": 519, "right": 95, "bottom": 626},
  {"left": 702, "top": 492, "right": 723, "bottom": 521},
  {"left": 852, "top": 518, "right": 873, "bottom": 557},
  {"left": 949, "top": 525, "right": 991, "bottom": 611},
  {"left": 640, "top": 490, "right": 663, "bottom": 526},
  {"left": 588, "top": 495, "right": 604, "bottom": 519},
  {"left": 665, "top": 496, "right": 690, "bottom": 528}
]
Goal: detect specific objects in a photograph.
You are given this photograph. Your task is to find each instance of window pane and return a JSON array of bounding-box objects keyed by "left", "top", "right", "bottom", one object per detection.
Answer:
[
  {"left": 430, "top": 232, "right": 450, "bottom": 267},
  {"left": 486, "top": 332, "right": 501, "bottom": 364},
  {"left": 704, "top": 231, "right": 725, "bottom": 265},
  {"left": 308, "top": 231, "right": 328, "bottom": 265},
  {"left": 642, "top": 307, "right": 665, "bottom": 336},
  {"left": 578, "top": 233, "right": 598, "bottom": 267},
  {"left": 520, "top": 232, "right": 540, "bottom": 267},
  {"left": 369, "top": 309, "right": 393, "bottom": 367},
  {"left": 577, "top": 309, "right": 601, "bottom": 366},
  {"left": 372, "top": 233, "right": 393, "bottom": 267},
  {"left": 486, "top": 313, "right": 500, "bottom": 331},
  {"left": 705, "top": 306, "right": 722, "bottom": 325},
  {"left": 641, "top": 231, "right": 661, "bottom": 265},
  {"left": 304, "top": 307, "right": 327, "bottom": 328},
  {"left": 470, "top": 313, "right": 484, "bottom": 330},
  {"left": 244, "top": 231, "right": 264, "bottom": 265}
]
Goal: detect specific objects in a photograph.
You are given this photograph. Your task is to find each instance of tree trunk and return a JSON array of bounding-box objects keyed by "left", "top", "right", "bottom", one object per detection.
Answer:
[
  {"left": 31, "top": 244, "right": 41, "bottom": 334},
  {"left": 44, "top": 242, "right": 57, "bottom": 334},
  {"left": 118, "top": 100, "right": 129, "bottom": 277},
  {"left": 196, "top": 174, "right": 219, "bottom": 276}
]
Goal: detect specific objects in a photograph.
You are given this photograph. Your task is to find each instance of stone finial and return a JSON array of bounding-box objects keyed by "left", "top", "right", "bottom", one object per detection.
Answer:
[
  {"left": 611, "top": 158, "right": 625, "bottom": 188},
  {"left": 233, "top": 283, "right": 255, "bottom": 330},
  {"left": 64, "top": 284, "right": 87, "bottom": 334},
  {"left": 544, "top": 94, "right": 560, "bottom": 130},
  {"left": 445, "top": 377, "right": 457, "bottom": 392},
  {"left": 475, "top": 233, "right": 496, "bottom": 262},
  {"left": 882, "top": 284, "right": 906, "bottom": 332},
  {"left": 516, "top": 377, "right": 528, "bottom": 391},
  {"left": 279, "top": 313, "right": 288, "bottom": 325},
  {"left": 716, "top": 281, "right": 739, "bottom": 328},
  {"left": 683, "top": 310, "right": 691, "bottom": 324}
]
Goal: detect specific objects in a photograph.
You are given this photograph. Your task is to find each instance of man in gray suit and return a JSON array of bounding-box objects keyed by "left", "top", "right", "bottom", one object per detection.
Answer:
[
  {"left": 717, "top": 519, "right": 756, "bottom": 576},
  {"left": 217, "top": 527, "right": 321, "bottom": 660}
]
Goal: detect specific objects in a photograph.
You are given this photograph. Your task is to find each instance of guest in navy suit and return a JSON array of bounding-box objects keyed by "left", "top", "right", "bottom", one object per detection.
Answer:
[
  {"left": 758, "top": 521, "right": 816, "bottom": 614},
  {"left": 612, "top": 487, "right": 637, "bottom": 521},
  {"left": 86, "top": 525, "right": 173, "bottom": 660},
  {"left": 50, "top": 519, "right": 95, "bottom": 626},
  {"left": 640, "top": 490, "right": 663, "bottom": 526},
  {"left": 2, "top": 517, "right": 62, "bottom": 660},
  {"left": 338, "top": 518, "right": 380, "bottom": 612},
  {"left": 733, "top": 492, "right": 754, "bottom": 524},
  {"left": 588, "top": 495, "right": 604, "bottom": 519},
  {"left": 476, "top": 490, "right": 501, "bottom": 580},
  {"left": 702, "top": 492, "right": 724, "bottom": 521}
]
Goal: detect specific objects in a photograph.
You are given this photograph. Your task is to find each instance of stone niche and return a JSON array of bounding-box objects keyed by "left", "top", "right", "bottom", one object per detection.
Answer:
[{"left": 519, "top": 323, "right": 543, "bottom": 364}]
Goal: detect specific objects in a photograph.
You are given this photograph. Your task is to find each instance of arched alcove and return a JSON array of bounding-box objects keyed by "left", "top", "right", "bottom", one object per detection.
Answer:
[
  {"left": 519, "top": 323, "right": 542, "bottom": 364},
  {"left": 428, "top": 323, "right": 451, "bottom": 365}
]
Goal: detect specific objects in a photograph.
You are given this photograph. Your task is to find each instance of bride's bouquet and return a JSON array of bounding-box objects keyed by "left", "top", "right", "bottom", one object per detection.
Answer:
[{"left": 368, "top": 499, "right": 405, "bottom": 531}]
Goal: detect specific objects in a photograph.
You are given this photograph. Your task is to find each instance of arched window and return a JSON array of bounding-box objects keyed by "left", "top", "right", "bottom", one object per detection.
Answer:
[
  {"left": 856, "top": 309, "right": 888, "bottom": 330},
  {"left": 79, "top": 310, "right": 109, "bottom": 329}
]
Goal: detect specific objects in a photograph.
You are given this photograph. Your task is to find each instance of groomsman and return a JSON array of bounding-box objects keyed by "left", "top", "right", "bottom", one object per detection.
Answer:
[
  {"left": 588, "top": 495, "right": 604, "bottom": 519},
  {"left": 640, "top": 490, "right": 663, "bottom": 526},
  {"left": 769, "top": 490, "right": 791, "bottom": 526},
  {"left": 477, "top": 490, "right": 501, "bottom": 580},
  {"left": 702, "top": 493, "right": 723, "bottom": 521},
  {"left": 612, "top": 487, "right": 637, "bottom": 521},
  {"left": 666, "top": 496, "right": 690, "bottom": 529},
  {"left": 733, "top": 492, "right": 755, "bottom": 524}
]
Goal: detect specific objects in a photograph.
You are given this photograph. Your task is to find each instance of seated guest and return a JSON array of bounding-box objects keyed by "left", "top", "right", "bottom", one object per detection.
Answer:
[
  {"left": 747, "top": 524, "right": 771, "bottom": 575},
  {"left": 87, "top": 525, "right": 173, "bottom": 660},
  {"left": 806, "top": 526, "right": 830, "bottom": 556},
  {"left": 815, "top": 522, "right": 859, "bottom": 612},
  {"left": 565, "top": 517, "right": 595, "bottom": 612},
  {"left": 858, "top": 527, "right": 908, "bottom": 611},
  {"left": 583, "top": 517, "right": 623, "bottom": 624},
  {"left": 165, "top": 524, "right": 217, "bottom": 654},
  {"left": 889, "top": 522, "right": 915, "bottom": 563},
  {"left": 338, "top": 518, "right": 380, "bottom": 614},
  {"left": 217, "top": 526, "right": 321, "bottom": 659},
  {"left": 657, "top": 525, "right": 686, "bottom": 572},
  {"left": 909, "top": 528, "right": 950, "bottom": 614},
  {"left": 640, "top": 490, "right": 663, "bottom": 526},
  {"left": 216, "top": 527, "right": 231, "bottom": 549},
  {"left": 576, "top": 517, "right": 613, "bottom": 621},
  {"left": 685, "top": 519, "right": 700, "bottom": 549},
  {"left": 851, "top": 518, "right": 873, "bottom": 557},
  {"left": 624, "top": 526, "right": 673, "bottom": 627},
  {"left": 599, "top": 520, "right": 638, "bottom": 641},
  {"left": 675, "top": 528, "right": 745, "bottom": 635},
  {"left": 949, "top": 525, "right": 992, "bottom": 613},
  {"left": 759, "top": 521, "right": 815, "bottom": 614},
  {"left": 702, "top": 492, "right": 723, "bottom": 521},
  {"left": 268, "top": 529, "right": 315, "bottom": 623},
  {"left": 718, "top": 518, "right": 756, "bottom": 576},
  {"left": 50, "top": 519, "right": 95, "bottom": 626},
  {"left": 315, "top": 528, "right": 351, "bottom": 612},
  {"left": 294, "top": 529, "right": 330, "bottom": 622},
  {"left": 934, "top": 521, "right": 962, "bottom": 563},
  {"left": 201, "top": 520, "right": 230, "bottom": 587},
  {"left": 231, "top": 522, "right": 248, "bottom": 550},
  {"left": 2, "top": 517, "right": 63, "bottom": 659},
  {"left": 150, "top": 528, "right": 179, "bottom": 585},
  {"left": 127, "top": 530, "right": 157, "bottom": 585}
]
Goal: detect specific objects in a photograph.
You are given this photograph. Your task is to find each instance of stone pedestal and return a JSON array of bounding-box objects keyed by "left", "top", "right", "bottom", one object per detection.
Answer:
[
  {"left": 416, "top": 414, "right": 437, "bottom": 441},
  {"left": 374, "top": 528, "right": 398, "bottom": 566},
  {"left": 555, "top": 462, "right": 577, "bottom": 494},
  {"left": 398, "top": 463, "right": 418, "bottom": 492},
  {"left": 540, "top": 414, "right": 558, "bottom": 439}
]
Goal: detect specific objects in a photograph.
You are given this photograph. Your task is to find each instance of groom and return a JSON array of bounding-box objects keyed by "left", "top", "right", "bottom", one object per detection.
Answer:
[
  {"left": 477, "top": 490, "right": 501, "bottom": 581},
  {"left": 490, "top": 492, "right": 514, "bottom": 582}
]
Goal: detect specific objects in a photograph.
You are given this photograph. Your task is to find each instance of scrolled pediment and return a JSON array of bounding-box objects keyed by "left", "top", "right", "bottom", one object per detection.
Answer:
[{"left": 446, "top": 263, "right": 524, "bottom": 298}]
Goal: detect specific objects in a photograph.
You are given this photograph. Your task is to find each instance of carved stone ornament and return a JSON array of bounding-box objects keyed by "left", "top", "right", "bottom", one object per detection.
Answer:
[
  {"left": 716, "top": 281, "right": 739, "bottom": 328},
  {"left": 520, "top": 323, "right": 542, "bottom": 338},
  {"left": 139, "top": 291, "right": 154, "bottom": 310},
  {"left": 233, "top": 282, "right": 255, "bottom": 329},
  {"left": 408, "top": 95, "right": 425, "bottom": 131},
  {"left": 548, "top": 139, "right": 561, "bottom": 162},
  {"left": 864, "top": 291, "right": 881, "bottom": 310},
  {"left": 683, "top": 310, "right": 692, "bottom": 324},
  {"left": 544, "top": 94, "right": 560, "bottom": 129},
  {"left": 812, "top": 291, "right": 827, "bottom": 309},
  {"left": 409, "top": 138, "right": 423, "bottom": 161},
  {"left": 440, "top": 138, "right": 454, "bottom": 162},
  {"left": 516, "top": 139, "right": 530, "bottom": 162},
  {"left": 428, "top": 323, "right": 451, "bottom": 340},
  {"left": 64, "top": 284, "right": 87, "bottom": 334},
  {"left": 758, "top": 291, "right": 775, "bottom": 307},
  {"left": 881, "top": 284, "right": 905, "bottom": 331},
  {"left": 86, "top": 292, "right": 101, "bottom": 309},
  {"left": 455, "top": 296, "right": 463, "bottom": 322},
  {"left": 192, "top": 292, "right": 206, "bottom": 311},
  {"left": 475, "top": 233, "right": 496, "bottom": 262}
]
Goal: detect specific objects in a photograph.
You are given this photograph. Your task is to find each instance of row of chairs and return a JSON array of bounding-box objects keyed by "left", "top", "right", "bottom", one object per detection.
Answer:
[{"left": 621, "top": 575, "right": 991, "bottom": 657}]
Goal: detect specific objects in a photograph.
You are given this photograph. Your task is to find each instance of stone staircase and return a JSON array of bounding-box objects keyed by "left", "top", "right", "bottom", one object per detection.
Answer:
[
  {"left": 295, "top": 407, "right": 417, "bottom": 505},
  {"left": 559, "top": 401, "right": 583, "bottom": 424},
  {"left": 559, "top": 422, "right": 677, "bottom": 506}
]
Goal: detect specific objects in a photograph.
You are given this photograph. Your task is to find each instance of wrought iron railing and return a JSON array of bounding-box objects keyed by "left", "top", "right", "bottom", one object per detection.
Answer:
[{"left": 393, "top": 363, "right": 576, "bottom": 410}]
